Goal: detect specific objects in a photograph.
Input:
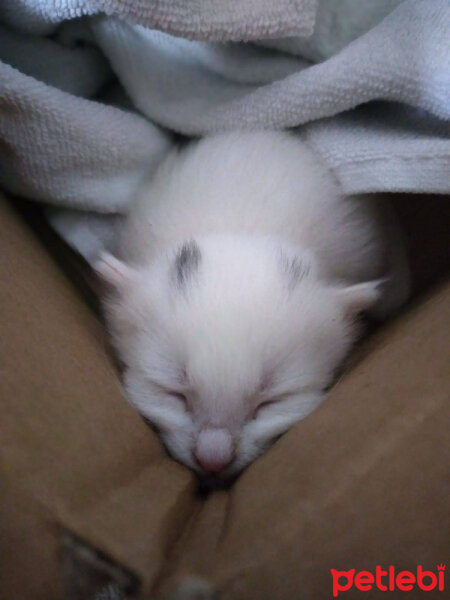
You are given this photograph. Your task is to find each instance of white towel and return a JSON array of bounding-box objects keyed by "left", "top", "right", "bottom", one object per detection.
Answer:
[
  {"left": 0, "top": 0, "right": 449, "bottom": 261},
  {"left": 306, "top": 104, "right": 450, "bottom": 195},
  {"left": 0, "top": 61, "right": 171, "bottom": 211},
  {"left": 0, "top": 22, "right": 111, "bottom": 97},
  {"left": 0, "top": 0, "right": 318, "bottom": 40},
  {"left": 90, "top": 0, "right": 449, "bottom": 133},
  {"left": 260, "top": 0, "right": 404, "bottom": 63}
]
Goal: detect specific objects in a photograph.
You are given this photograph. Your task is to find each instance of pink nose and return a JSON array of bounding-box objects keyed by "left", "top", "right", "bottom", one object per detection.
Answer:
[
  {"left": 195, "top": 455, "right": 231, "bottom": 473},
  {"left": 194, "top": 427, "right": 234, "bottom": 473}
]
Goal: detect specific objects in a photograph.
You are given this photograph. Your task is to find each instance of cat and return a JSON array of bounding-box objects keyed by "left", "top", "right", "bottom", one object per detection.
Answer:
[{"left": 96, "top": 131, "right": 410, "bottom": 479}]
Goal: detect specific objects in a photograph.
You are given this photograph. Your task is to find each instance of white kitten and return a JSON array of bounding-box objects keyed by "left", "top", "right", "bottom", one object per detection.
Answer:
[{"left": 96, "top": 132, "right": 410, "bottom": 479}]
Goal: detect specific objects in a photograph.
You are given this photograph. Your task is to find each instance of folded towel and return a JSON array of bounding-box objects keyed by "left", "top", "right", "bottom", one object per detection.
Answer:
[
  {"left": 0, "top": 0, "right": 318, "bottom": 40},
  {"left": 91, "top": 0, "right": 448, "bottom": 133},
  {"left": 91, "top": 20, "right": 308, "bottom": 132},
  {"left": 260, "top": 0, "right": 403, "bottom": 62},
  {"left": 0, "top": 61, "right": 171, "bottom": 211},
  {"left": 0, "top": 23, "right": 111, "bottom": 97},
  {"left": 0, "top": 0, "right": 449, "bottom": 262},
  {"left": 306, "top": 104, "right": 450, "bottom": 195}
]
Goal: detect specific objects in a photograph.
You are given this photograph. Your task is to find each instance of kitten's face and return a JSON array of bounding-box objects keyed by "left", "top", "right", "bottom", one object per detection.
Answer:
[{"left": 97, "top": 236, "right": 379, "bottom": 479}]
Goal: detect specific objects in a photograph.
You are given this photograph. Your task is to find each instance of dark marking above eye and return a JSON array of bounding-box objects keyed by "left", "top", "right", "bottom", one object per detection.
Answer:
[
  {"left": 279, "top": 250, "right": 310, "bottom": 290},
  {"left": 174, "top": 240, "right": 201, "bottom": 288}
]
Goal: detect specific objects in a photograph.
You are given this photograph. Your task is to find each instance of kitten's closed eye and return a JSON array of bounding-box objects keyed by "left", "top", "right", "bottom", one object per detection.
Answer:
[
  {"left": 169, "top": 391, "right": 190, "bottom": 410},
  {"left": 252, "top": 385, "right": 321, "bottom": 420},
  {"left": 252, "top": 400, "right": 276, "bottom": 418},
  {"left": 152, "top": 381, "right": 191, "bottom": 411}
]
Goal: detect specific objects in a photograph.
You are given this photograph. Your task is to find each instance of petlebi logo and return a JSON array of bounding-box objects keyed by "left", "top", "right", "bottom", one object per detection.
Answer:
[{"left": 331, "top": 564, "right": 445, "bottom": 597}]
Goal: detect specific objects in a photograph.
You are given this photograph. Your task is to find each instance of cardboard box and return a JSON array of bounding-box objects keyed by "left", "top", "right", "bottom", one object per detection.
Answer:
[{"left": 1, "top": 195, "right": 449, "bottom": 599}]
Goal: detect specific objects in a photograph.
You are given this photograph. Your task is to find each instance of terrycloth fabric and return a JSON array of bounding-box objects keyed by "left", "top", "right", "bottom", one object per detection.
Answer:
[
  {"left": 260, "top": 0, "right": 404, "bottom": 62},
  {"left": 0, "top": 61, "right": 171, "bottom": 211},
  {"left": 0, "top": 23, "right": 111, "bottom": 97},
  {"left": 0, "top": 0, "right": 449, "bottom": 260},
  {"left": 90, "top": 19, "right": 309, "bottom": 133},
  {"left": 306, "top": 104, "right": 450, "bottom": 196},
  {"left": 93, "top": 0, "right": 448, "bottom": 133},
  {"left": 0, "top": 0, "right": 318, "bottom": 40}
]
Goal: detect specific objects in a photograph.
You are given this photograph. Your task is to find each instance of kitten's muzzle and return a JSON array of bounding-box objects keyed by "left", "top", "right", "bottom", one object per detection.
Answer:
[{"left": 194, "top": 427, "right": 235, "bottom": 474}]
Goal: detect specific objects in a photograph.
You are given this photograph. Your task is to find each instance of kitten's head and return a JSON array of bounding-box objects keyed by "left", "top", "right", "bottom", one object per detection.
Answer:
[{"left": 96, "top": 235, "right": 379, "bottom": 479}]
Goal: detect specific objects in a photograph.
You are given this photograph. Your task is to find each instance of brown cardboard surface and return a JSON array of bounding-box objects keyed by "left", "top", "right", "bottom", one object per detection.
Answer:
[
  {"left": 0, "top": 197, "right": 196, "bottom": 597},
  {"left": 1, "top": 193, "right": 449, "bottom": 600},
  {"left": 0, "top": 476, "right": 64, "bottom": 600},
  {"left": 158, "top": 280, "right": 450, "bottom": 599}
]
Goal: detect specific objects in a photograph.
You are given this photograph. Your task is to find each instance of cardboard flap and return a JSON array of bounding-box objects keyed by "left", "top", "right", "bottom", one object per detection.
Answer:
[
  {"left": 0, "top": 198, "right": 196, "bottom": 598},
  {"left": 158, "top": 280, "right": 450, "bottom": 599}
]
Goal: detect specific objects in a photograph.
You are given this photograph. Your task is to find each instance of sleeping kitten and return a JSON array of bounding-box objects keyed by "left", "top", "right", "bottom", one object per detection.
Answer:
[{"left": 96, "top": 131, "right": 410, "bottom": 479}]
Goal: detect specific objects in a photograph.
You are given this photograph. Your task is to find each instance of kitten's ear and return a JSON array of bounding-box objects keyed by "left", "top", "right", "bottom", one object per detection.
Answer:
[
  {"left": 336, "top": 280, "right": 382, "bottom": 316},
  {"left": 95, "top": 253, "right": 147, "bottom": 331},
  {"left": 94, "top": 252, "right": 136, "bottom": 292}
]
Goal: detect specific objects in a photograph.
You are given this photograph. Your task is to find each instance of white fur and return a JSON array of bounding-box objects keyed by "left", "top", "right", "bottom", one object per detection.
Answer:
[{"left": 97, "top": 132, "right": 410, "bottom": 477}]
